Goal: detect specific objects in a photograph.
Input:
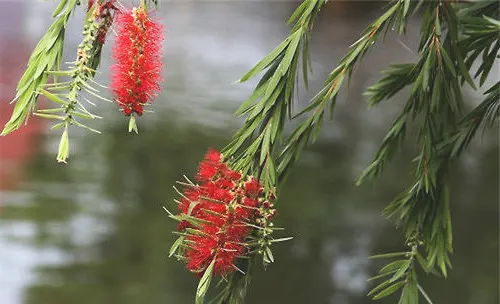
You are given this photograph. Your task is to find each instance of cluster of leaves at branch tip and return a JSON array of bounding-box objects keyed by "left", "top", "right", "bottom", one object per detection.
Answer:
[
  {"left": 0, "top": 0, "right": 79, "bottom": 137},
  {"left": 1, "top": 0, "right": 117, "bottom": 163}
]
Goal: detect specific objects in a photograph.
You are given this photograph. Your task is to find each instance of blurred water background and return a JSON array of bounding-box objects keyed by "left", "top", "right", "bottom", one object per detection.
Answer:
[{"left": 0, "top": 1, "right": 498, "bottom": 304}]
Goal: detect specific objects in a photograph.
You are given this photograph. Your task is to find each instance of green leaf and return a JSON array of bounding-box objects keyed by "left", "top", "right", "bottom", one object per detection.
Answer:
[
  {"left": 439, "top": 259, "right": 448, "bottom": 278},
  {"left": 260, "top": 126, "right": 272, "bottom": 165},
  {"left": 379, "top": 260, "right": 407, "bottom": 274},
  {"left": 169, "top": 236, "right": 184, "bottom": 257},
  {"left": 196, "top": 259, "right": 215, "bottom": 304},
  {"left": 185, "top": 228, "right": 213, "bottom": 237},
  {"left": 421, "top": 54, "right": 431, "bottom": 92},
  {"left": 430, "top": 72, "right": 441, "bottom": 111},
  {"left": 369, "top": 252, "right": 407, "bottom": 259},
  {"left": 373, "top": 281, "right": 406, "bottom": 300},
  {"left": 239, "top": 38, "right": 291, "bottom": 82},
  {"left": 440, "top": 47, "right": 456, "bottom": 76},
  {"left": 301, "top": 37, "right": 311, "bottom": 89},
  {"left": 452, "top": 43, "right": 477, "bottom": 90},
  {"left": 39, "top": 89, "right": 67, "bottom": 106},
  {"left": 37, "top": 107, "right": 65, "bottom": 114},
  {"left": 390, "top": 260, "right": 410, "bottom": 282},
  {"left": 279, "top": 31, "right": 302, "bottom": 77},
  {"left": 368, "top": 270, "right": 398, "bottom": 282},
  {"left": 403, "top": 0, "right": 410, "bottom": 17},
  {"left": 56, "top": 126, "right": 69, "bottom": 163},
  {"left": 33, "top": 113, "right": 65, "bottom": 120},
  {"left": 434, "top": 16, "right": 441, "bottom": 36},
  {"left": 266, "top": 156, "right": 277, "bottom": 185},
  {"left": 51, "top": 122, "right": 65, "bottom": 130},
  {"left": 259, "top": 81, "right": 285, "bottom": 119},
  {"left": 287, "top": 0, "right": 310, "bottom": 24},
  {"left": 418, "top": 283, "right": 434, "bottom": 304},
  {"left": 372, "top": 2, "right": 401, "bottom": 28},
  {"left": 270, "top": 237, "right": 293, "bottom": 243},
  {"left": 235, "top": 79, "right": 268, "bottom": 116},
  {"left": 128, "top": 115, "right": 139, "bottom": 134},
  {"left": 52, "top": 0, "right": 68, "bottom": 17},
  {"left": 1, "top": 0, "right": 77, "bottom": 136},
  {"left": 264, "top": 247, "right": 274, "bottom": 263},
  {"left": 72, "top": 120, "right": 101, "bottom": 134}
]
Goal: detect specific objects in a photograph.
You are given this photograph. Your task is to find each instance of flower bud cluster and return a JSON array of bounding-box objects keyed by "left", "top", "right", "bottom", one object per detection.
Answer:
[{"left": 253, "top": 191, "right": 278, "bottom": 266}]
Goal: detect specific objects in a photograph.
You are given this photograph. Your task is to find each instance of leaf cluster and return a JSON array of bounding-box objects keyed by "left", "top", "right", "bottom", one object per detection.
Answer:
[
  {"left": 222, "top": 1, "right": 498, "bottom": 303},
  {"left": 1, "top": 0, "right": 79, "bottom": 136},
  {"left": 38, "top": 5, "right": 115, "bottom": 162},
  {"left": 277, "top": 0, "right": 416, "bottom": 183},
  {"left": 368, "top": 243, "right": 435, "bottom": 304},
  {"left": 359, "top": 2, "right": 498, "bottom": 303},
  {"left": 216, "top": 0, "right": 328, "bottom": 302},
  {"left": 222, "top": 0, "right": 327, "bottom": 191}
]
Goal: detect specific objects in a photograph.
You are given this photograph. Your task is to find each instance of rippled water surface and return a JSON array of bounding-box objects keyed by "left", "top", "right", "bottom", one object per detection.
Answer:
[{"left": 0, "top": 1, "right": 498, "bottom": 304}]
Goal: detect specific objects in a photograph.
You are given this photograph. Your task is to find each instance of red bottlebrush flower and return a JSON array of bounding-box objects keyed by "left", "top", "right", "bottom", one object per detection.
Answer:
[
  {"left": 173, "top": 149, "right": 269, "bottom": 276},
  {"left": 110, "top": 6, "right": 163, "bottom": 117},
  {"left": 169, "top": 150, "right": 288, "bottom": 303}
]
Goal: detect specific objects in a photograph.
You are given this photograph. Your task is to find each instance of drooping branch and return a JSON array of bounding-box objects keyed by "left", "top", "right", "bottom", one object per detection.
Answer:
[
  {"left": 360, "top": 2, "right": 499, "bottom": 302},
  {"left": 215, "top": 1, "right": 328, "bottom": 302},
  {"left": 222, "top": 0, "right": 327, "bottom": 189},
  {"left": 1, "top": 0, "right": 79, "bottom": 136},
  {"left": 277, "top": 0, "right": 416, "bottom": 183}
]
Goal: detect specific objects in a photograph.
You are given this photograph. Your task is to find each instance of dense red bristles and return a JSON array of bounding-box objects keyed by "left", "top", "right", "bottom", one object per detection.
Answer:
[
  {"left": 176, "top": 149, "right": 265, "bottom": 276},
  {"left": 110, "top": 6, "right": 163, "bottom": 116}
]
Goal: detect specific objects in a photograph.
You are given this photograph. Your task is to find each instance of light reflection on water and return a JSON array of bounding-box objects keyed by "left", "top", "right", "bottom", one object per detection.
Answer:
[{"left": 0, "top": 1, "right": 498, "bottom": 304}]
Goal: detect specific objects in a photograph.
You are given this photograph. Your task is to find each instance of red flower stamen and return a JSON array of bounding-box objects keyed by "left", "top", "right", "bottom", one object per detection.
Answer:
[{"left": 110, "top": 6, "right": 163, "bottom": 117}]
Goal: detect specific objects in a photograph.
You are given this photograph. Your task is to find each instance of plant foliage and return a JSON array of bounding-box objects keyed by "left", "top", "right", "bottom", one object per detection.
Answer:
[{"left": 0, "top": 0, "right": 498, "bottom": 303}]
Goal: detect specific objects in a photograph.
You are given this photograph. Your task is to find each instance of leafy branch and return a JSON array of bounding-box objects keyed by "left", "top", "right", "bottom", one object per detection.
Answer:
[
  {"left": 360, "top": 2, "right": 498, "bottom": 303},
  {"left": 1, "top": 0, "right": 79, "bottom": 136},
  {"left": 445, "top": 81, "right": 499, "bottom": 160},
  {"left": 222, "top": 0, "right": 327, "bottom": 190},
  {"left": 460, "top": 3, "right": 499, "bottom": 86},
  {"left": 277, "top": 0, "right": 415, "bottom": 182},
  {"left": 215, "top": 1, "right": 327, "bottom": 302},
  {"left": 36, "top": 4, "right": 116, "bottom": 163},
  {"left": 368, "top": 236, "right": 436, "bottom": 304}
]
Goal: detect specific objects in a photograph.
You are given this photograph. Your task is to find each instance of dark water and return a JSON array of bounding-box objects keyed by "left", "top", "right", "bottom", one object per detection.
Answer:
[{"left": 0, "top": 1, "right": 498, "bottom": 304}]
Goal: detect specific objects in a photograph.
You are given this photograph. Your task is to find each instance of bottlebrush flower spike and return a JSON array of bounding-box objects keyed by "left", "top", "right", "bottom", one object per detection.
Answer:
[
  {"left": 110, "top": 5, "right": 163, "bottom": 131},
  {"left": 167, "top": 149, "right": 288, "bottom": 302}
]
